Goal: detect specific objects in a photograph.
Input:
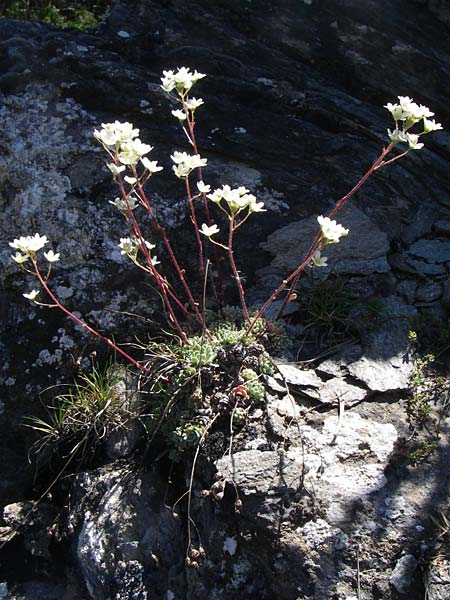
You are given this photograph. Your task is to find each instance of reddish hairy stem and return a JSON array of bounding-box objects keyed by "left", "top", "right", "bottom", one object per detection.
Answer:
[
  {"left": 131, "top": 169, "right": 208, "bottom": 333},
  {"left": 183, "top": 105, "right": 225, "bottom": 302},
  {"left": 185, "top": 175, "right": 204, "bottom": 274},
  {"left": 117, "top": 177, "right": 189, "bottom": 343},
  {"left": 228, "top": 218, "right": 249, "bottom": 320},
  {"left": 33, "top": 261, "right": 162, "bottom": 378},
  {"left": 247, "top": 143, "right": 394, "bottom": 334}
]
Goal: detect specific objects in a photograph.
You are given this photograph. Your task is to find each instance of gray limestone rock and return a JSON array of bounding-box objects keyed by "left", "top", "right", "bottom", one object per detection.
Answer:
[
  {"left": 408, "top": 239, "right": 450, "bottom": 263},
  {"left": 389, "top": 554, "right": 418, "bottom": 594},
  {"left": 259, "top": 205, "right": 390, "bottom": 279},
  {"left": 425, "top": 559, "right": 450, "bottom": 600},
  {"left": 347, "top": 297, "right": 415, "bottom": 393}
]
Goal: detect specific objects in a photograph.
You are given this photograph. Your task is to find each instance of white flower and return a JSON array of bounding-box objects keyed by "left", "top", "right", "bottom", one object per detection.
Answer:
[
  {"left": 423, "top": 118, "right": 443, "bottom": 133},
  {"left": 170, "top": 151, "right": 207, "bottom": 179},
  {"left": 248, "top": 197, "right": 266, "bottom": 213},
  {"left": 317, "top": 216, "right": 349, "bottom": 244},
  {"left": 200, "top": 223, "right": 220, "bottom": 237},
  {"left": 10, "top": 233, "right": 49, "bottom": 254},
  {"left": 11, "top": 252, "right": 29, "bottom": 264},
  {"left": 118, "top": 237, "right": 155, "bottom": 257},
  {"left": 405, "top": 133, "right": 424, "bottom": 150},
  {"left": 185, "top": 97, "right": 204, "bottom": 111},
  {"left": 109, "top": 196, "right": 139, "bottom": 212},
  {"left": 118, "top": 237, "right": 136, "bottom": 255},
  {"left": 94, "top": 121, "right": 139, "bottom": 147},
  {"left": 161, "top": 67, "right": 206, "bottom": 94},
  {"left": 385, "top": 97, "right": 436, "bottom": 127},
  {"left": 171, "top": 109, "right": 187, "bottom": 121},
  {"left": 23, "top": 290, "right": 40, "bottom": 301},
  {"left": 384, "top": 102, "right": 404, "bottom": 121},
  {"left": 141, "top": 157, "right": 163, "bottom": 173},
  {"left": 107, "top": 163, "right": 126, "bottom": 176},
  {"left": 150, "top": 255, "right": 160, "bottom": 266},
  {"left": 197, "top": 180, "right": 211, "bottom": 193},
  {"left": 44, "top": 250, "right": 60, "bottom": 263},
  {"left": 124, "top": 176, "right": 137, "bottom": 184},
  {"left": 118, "top": 139, "right": 153, "bottom": 165},
  {"left": 387, "top": 128, "right": 408, "bottom": 144},
  {"left": 311, "top": 250, "right": 328, "bottom": 267},
  {"left": 207, "top": 185, "right": 256, "bottom": 214}
]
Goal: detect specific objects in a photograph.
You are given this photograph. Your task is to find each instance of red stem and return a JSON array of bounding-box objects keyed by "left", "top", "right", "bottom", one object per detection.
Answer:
[
  {"left": 228, "top": 217, "right": 249, "bottom": 320},
  {"left": 246, "top": 143, "right": 394, "bottom": 334},
  {"left": 185, "top": 175, "right": 204, "bottom": 275},
  {"left": 117, "top": 177, "right": 189, "bottom": 343},
  {"left": 132, "top": 169, "right": 207, "bottom": 333},
  {"left": 32, "top": 261, "right": 163, "bottom": 378}
]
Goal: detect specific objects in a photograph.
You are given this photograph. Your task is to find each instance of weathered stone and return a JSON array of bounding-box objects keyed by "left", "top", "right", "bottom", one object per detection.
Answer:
[
  {"left": 409, "top": 239, "right": 450, "bottom": 263},
  {"left": 389, "top": 554, "right": 418, "bottom": 594},
  {"left": 259, "top": 205, "right": 390, "bottom": 278},
  {"left": 347, "top": 297, "right": 415, "bottom": 393},
  {"left": 425, "top": 559, "right": 450, "bottom": 600},
  {"left": 433, "top": 218, "right": 450, "bottom": 237},
  {"left": 415, "top": 281, "right": 442, "bottom": 304},
  {"left": 275, "top": 364, "right": 323, "bottom": 391},
  {"left": 318, "top": 376, "right": 367, "bottom": 405},
  {"left": 390, "top": 252, "right": 447, "bottom": 277}
]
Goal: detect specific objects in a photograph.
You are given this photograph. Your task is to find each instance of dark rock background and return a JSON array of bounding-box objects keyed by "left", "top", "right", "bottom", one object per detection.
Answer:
[{"left": 1, "top": 0, "right": 450, "bottom": 598}]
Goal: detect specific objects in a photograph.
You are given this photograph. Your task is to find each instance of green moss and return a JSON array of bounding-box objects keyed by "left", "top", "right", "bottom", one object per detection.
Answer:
[{"left": 2, "top": 0, "right": 110, "bottom": 31}]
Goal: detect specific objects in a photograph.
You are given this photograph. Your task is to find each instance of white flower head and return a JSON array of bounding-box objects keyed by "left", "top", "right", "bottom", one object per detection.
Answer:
[
  {"left": 11, "top": 252, "right": 29, "bottom": 264},
  {"left": 94, "top": 121, "right": 139, "bottom": 147},
  {"left": 10, "top": 233, "right": 49, "bottom": 254},
  {"left": 170, "top": 151, "right": 207, "bottom": 179},
  {"left": 384, "top": 102, "right": 404, "bottom": 122},
  {"left": 124, "top": 176, "right": 137, "bottom": 185},
  {"left": 405, "top": 133, "right": 424, "bottom": 150},
  {"left": 118, "top": 139, "right": 153, "bottom": 166},
  {"left": 107, "top": 163, "right": 126, "bottom": 176},
  {"left": 197, "top": 180, "right": 211, "bottom": 193},
  {"left": 208, "top": 185, "right": 256, "bottom": 215},
  {"left": 200, "top": 223, "right": 220, "bottom": 237},
  {"left": 423, "top": 118, "right": 443, "bottom": 133},
  {"left": 185, "top": 97, "right": 204, "bottom": 111},
  {"left": 248, "top": 197, "right": 266, "bottom": 213},
  {"left": 118, "top": 237, "right": 155, "bottom": 258},
  {"left": 387, "top": 128, "right": 408, "bottom": 144},
  {"left": 141, "top": 157, "right": 163, "bottom": 173},
  {"left": 161, "top": 67, "right": 206, "bottom": 95},
  {"left": 109, "top": 196, "right": 139, "bottom": 212},
  {"left": 311, "top": 250, "right": 328, "bottom": 267},
  {"left": 317, "top": 216, "right": 349, "bottom": 244},
  {"left": 44, "top": 250, "right": 60, "bottom": 263},
  {"left": 23, "top": 290, "right": 40, "bottom": 301},
  {"left": 171, "top": 109, "right": 187, "bottom": 121}
]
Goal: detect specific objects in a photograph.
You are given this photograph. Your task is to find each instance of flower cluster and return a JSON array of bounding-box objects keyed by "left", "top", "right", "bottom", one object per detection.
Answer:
[
  {"left": 161, "top": 67, "right": 206, "bottom": 95},
  {"left": 118, "top": 237, "right": 158, "bottom": 264},
  {"left": 94, "top": 121, "right": 161, "bottom": 170},
  {"left": 385, "top": 96, "right": 442, "bottom": 150},
  {"left": 207, "top": 185, "right": 265, "bottom": 216},
  {"left": 9, "top": 234, "right": 60, "bottom": 302},
  {"left": 171, "top": 151, "right": 207, "bottom": 179},
  {"left": 317, "top": 216, "right": 349, "bottom": 244},
  {"left": 93, "top": 121, "right": 139, "bottom": 147}
]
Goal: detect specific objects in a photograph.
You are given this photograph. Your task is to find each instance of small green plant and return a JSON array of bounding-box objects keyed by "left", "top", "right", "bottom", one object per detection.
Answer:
[
  {"left": 296, "top": 276, "right": 385, "bottom": 357},
  {"left": 407, "top": 353, "right": 450, "bottom": 464},
  {"left": 410, "top": 308, "right": 450, "bottom": 359},
  {"left": 28, "top": 361, "right": 131, "bottom": 463},
  {"left": 2, "top": 0, "right": 109, "bottom": 30}
]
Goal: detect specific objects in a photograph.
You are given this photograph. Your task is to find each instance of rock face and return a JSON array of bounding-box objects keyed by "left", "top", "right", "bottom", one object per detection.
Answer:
[{"left": 1, "top": 1, "right": 450, "bottom": 599}]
